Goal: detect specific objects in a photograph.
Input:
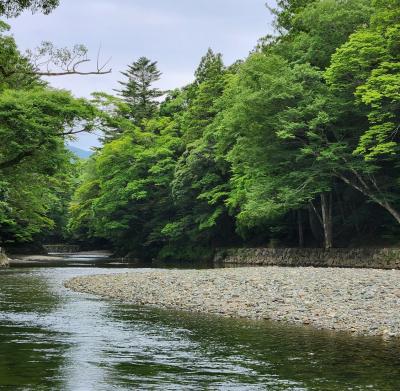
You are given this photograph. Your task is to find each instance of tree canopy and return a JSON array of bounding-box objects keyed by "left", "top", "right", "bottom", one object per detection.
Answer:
[
  {"left": 0, "top": 22, "right": 99, "bottom": 245},
  {"left": 2, "top": 0, "right": 400, "bottom": 258},
  {"left": 0, "top": 0, "right": 59, "bottom": 16}
]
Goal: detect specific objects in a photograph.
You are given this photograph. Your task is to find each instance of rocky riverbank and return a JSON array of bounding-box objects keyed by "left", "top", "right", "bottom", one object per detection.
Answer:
[{"left": 65, "top": 267, "right": 400, "bottom": 337}]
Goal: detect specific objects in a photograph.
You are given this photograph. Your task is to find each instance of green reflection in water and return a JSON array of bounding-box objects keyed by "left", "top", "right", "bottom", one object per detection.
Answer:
[
  {"left": 0, "top": 269, "right": 68, "bottom": 390},
  {"left": 0, "top": 266, "right": 400, "bottom": 390},
  {"left": 107, "top": 305, "right": 400, "bottom": 390},
  {"left": 0, "top": 326, "right": 68, "bottom": 389}
]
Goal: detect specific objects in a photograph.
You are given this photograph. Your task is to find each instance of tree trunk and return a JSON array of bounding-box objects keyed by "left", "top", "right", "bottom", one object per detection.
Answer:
[
  {"left": 382, "top": 201, "right": 400, "bottom": 224},
  {"left": 320, "top": 192, "right": 333, "bottom": 249},
  {"left": 297, "top": 210, "right": 304, "bottom": 248},
  {"left": 336, "top": 172, "right": 400, "bottom": 225},
  {"left": 308, "top": 204, "right": 322, "bottom": 244}
]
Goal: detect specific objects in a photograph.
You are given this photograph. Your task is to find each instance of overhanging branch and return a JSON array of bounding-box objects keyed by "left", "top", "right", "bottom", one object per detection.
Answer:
[
  {"left": 25, "top": 41, "right": 112, "bottom": 77},
  {"left": 36, "top": 69, "right": 111, "bottom": 77}
]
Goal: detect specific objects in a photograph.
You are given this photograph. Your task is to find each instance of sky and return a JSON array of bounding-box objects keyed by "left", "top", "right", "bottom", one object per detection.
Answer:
[{"left": 7, "top": 0, "right": 275, "bottom": 149}]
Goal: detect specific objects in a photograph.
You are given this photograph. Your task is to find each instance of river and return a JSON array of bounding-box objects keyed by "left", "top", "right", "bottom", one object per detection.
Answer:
[{"left": 1, "top": 253, "right": 400, "bottom": 390}]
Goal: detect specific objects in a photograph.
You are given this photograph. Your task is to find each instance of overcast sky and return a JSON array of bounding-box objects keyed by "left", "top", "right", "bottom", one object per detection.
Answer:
[{"left": 7, "top": 0, "right": 274, "bottom": 149}]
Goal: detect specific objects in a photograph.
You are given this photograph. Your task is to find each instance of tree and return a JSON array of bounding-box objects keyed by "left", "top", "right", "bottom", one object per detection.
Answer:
[
  {"left": 214, "top": 53, "right": 337, "bottom": 248},
  {"left": 43, "top": 155, "right": 83, "bottom": 243},
  {"left": 0, "top": 21, "right": 39, "bottom": 90},
  {"left": 0, "top": 88, "right": 97, "bottom": 243},
  {"left": 164, "top": 49, "right": 239, "bottom": 258},
  {"left": 194, "top": 48, "right": 224, "bottom": 84},
  {"left": 0, "top": 88, "right": 97, "bottom": 170},
  {"left": 270, "top": 0, "right": 373, "bottom": 70},
  {"left": 0, "top": 2, "right": 114, "bottom": 247},
  {"left": 116, "top": 57, "right": 163, "bottom": 127},
  {"left": 267, "top": 0, "right": 316, "bottom": 32},
  {"left": 0, "top": 22, "right": 111, "bottom": 82},
  {"left": 91, "top": 92, "right": 136, "bottom": 143},
  {"left": 26, "top": 41, "right": 112, "bottom": 77},
  {"left": 67, "top": 0, "right": 400, "bottom": 257},
  {"left": 0, "top": 0, "right": 59, "bottom": 17},
  {"left": 323, "top": 0, "right": 400, "bottom": 224},
  {"left": 68, "top": 115, "right": 182, "bottom": 259}
]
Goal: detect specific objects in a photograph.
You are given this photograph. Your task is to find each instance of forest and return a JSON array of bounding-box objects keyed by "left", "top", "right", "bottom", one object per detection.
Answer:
[{"left": 0, "top": 0, "right": 399, "bottom": 261}]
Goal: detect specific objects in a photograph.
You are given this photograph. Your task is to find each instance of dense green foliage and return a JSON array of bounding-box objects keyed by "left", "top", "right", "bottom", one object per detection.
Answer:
[
  {"left": 0, "top": 21, "right": 97, "bottom": 245},
  {"left": 1, "top": 0, "right": 399, "bottom": 259},
  {"left": 65, "top": 0, "right": 400, "bottom": 259}
]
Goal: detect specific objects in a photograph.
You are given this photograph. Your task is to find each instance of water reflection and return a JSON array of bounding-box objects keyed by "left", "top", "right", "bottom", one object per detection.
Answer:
[
  {"left": 0, "top": 266, "right": 400, "bottom": 390},
  {"left": 109, "top": 305, "right": 400, "bottom": 390}
]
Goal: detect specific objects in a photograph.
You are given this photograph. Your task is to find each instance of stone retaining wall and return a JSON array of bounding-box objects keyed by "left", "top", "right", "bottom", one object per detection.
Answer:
[
  {"left": 214, "top": 247, "right": 400, "bottom": 269},
  {"left": 44, "top": 244, "right": 80, "bottom": 254}
]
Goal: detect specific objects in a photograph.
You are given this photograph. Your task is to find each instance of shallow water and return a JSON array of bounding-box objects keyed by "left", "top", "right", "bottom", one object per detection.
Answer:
[{"left": 1, "top": 256, "right": 400, "bottom": 390}]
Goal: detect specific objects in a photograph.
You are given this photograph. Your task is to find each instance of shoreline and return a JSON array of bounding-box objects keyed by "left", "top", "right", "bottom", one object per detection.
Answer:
[
  {"left": 65, "top": 266, "right": 400, "bottom": 338},
  {"left": 7, "top": 251, "right": 113, "bottom": 266},
  {"left": 0, "top": 247, "right": 9, "bottom": 268}
]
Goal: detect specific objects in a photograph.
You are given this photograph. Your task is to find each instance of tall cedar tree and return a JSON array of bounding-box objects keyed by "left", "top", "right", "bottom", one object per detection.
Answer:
[{"left": 116, "top": 57, "right": 163, "bottom": 127}]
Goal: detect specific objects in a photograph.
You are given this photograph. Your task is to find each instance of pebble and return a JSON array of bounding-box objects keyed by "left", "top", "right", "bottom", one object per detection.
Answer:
[{"left": 64, "top": 266, "right": 400, "bottom": 337}]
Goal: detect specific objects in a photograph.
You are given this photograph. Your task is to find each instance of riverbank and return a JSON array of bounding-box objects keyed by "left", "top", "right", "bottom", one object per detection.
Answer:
[
  {"left": 65, "top": 267, "right": 400, "bottom": 338},
  {"left": 0, "top": 247, "right": 9, "bottom": 267},
  {"left": 6, "top": 251, "right": 112, "bottom": 266}
]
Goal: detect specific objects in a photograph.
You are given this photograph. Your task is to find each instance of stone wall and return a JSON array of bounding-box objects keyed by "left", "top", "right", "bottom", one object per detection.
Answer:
[
  {"left": 0, "top": 247, "right": 9, "bottom": 268},
  {"left": 214, "top": 247, "right": 400, "bottom": 269}
]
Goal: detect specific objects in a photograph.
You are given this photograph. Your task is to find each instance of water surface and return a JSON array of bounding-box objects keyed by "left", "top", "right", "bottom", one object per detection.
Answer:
[{"left": 1, "top": 256, "right": 400, "bottom": 390}]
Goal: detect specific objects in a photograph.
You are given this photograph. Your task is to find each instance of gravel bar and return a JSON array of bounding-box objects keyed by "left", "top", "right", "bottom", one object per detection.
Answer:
[{"left": 65, "top": 267, "right": 400, "bottom": 337}]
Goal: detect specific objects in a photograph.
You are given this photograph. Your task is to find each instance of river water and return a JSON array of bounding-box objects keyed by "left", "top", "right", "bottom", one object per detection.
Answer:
[{"left": 1, "top": 254, "right": 400, "bottom": 390}]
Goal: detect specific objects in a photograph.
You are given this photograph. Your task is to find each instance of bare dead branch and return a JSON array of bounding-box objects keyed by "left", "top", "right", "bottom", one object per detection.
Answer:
[
  {"left": 34, "top": 70, "right": 110, "bottom": 76},
  {"left": 25, "top": 41, "right": 112, "bottom": 77}
]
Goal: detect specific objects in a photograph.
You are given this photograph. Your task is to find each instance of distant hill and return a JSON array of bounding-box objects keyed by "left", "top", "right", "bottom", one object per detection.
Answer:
[{"left": 67, "top": 145, "right": 93, "bottom": 159}]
